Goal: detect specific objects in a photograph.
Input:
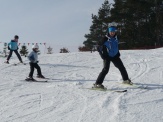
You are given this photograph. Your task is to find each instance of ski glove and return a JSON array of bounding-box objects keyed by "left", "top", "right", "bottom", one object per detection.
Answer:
[
  {"left": 97, "top": 46, "right": 106, "bottom": 60},
  {"left": 8, "top": 46, "right": 10, "bottom": 50}
]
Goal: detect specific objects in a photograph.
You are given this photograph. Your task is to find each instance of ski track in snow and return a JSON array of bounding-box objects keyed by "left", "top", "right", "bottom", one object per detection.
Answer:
[{"left": 0, "top": 50, "right": 163, "bottom": 122}]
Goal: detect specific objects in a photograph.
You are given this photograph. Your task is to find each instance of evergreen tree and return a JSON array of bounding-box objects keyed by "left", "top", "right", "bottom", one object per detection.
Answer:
[
  {"left": 83, "top": 0, "right": 111, "bottom": 49},
  {"left": 47, "top": 46, "right": 53, "bottom": 54},
  {"left": 83, "top": 0, "right": 163, "bottom": 49},
  {"left": 111, "top": 0, "right": 154, "bottom": 48},
  {"left": 20, "top": 45, "right": 28, "bottom": 57},
  {"left": 154, "top": 0, "right": 163, "bottom": 46},
  {"left": 3, "top": 43, "right": 8, "bottom": 57},
  {"left": 111, "top": 0, "right": 163, "bottom": 48}
]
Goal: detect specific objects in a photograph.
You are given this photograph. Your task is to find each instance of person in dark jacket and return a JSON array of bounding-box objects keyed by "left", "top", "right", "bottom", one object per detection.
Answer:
[
  {"left": 93, "top": 26, "right": 133, "bottom": 89},
  {"left": 5, "top": 35, "right": 23, "bottom": 64}
]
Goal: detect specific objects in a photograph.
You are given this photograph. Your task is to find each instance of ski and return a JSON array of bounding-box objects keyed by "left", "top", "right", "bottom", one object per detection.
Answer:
[
  {"left": 23, "top": 78, "right": 48, "bottom": 82},
  {"left": 81, "top": 87, "right": 127, "bottom": 93},
  {"left": 14, "top": 62, "right": 26, "bottom": 66},
  {"left": 24, "top": 80, "right": 48, "bottom": 82},
  {"left": 4, "top": 61, "right": 26, "bottom": 65},
  {"left": 119, "top": 83, "right": 148, "bottom": 89}
]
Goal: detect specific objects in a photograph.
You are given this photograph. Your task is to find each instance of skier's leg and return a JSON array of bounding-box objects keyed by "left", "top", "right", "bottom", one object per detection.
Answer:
[
  {"left": 14, "top": 50, "right": 22, "bottom": 62},
  {"left": 34, "top": 63, "right": 42, "bottom": 76},
  {"left": 7, "top": 50, "right": 13, "bottom": 61},
  {"left": 112, "top": 57, "right": 129, "bottom": 81},
  {"left": 29, "top": 63, "right": 35, "bottom": 78},
  {"left": 95, "top": 60, "right": 110, "bottom": 85}
]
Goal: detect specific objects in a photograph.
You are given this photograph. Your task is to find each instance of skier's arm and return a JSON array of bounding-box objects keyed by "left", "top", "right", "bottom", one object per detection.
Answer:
[
  {"left": 97, "top": 36, "right": 108, "bottom": 60},
  {"left": 97, "top": 45, "right": 105, "bottom": 59},
  {"left": 8, "top": 42, "right": 11, "bottom": 50}
]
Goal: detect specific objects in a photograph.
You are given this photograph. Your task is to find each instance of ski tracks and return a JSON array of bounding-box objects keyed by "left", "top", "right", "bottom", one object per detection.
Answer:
[
  {"left": 126, "top": 54, "right": 150, "bottom": 82},
  {"left": 75, "top": 92, "right": 89, "bottom": 122},
  {"left": 96, "top": 93, "right": 126, "bottom": 122},
  {"left": 75, "top": 89, "right": 127, "bottom": 122}
]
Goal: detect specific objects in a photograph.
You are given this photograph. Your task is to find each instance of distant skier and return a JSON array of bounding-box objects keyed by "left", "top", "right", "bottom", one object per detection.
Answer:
[
  {"left": 5, "top": 35, "right": 23, "bottom": 64},
  {"left": 93, "top": 26, "right": 133, "bottom": 89},
  {"left": 25, "top": 44, "right": 45, "bottom": 81}
]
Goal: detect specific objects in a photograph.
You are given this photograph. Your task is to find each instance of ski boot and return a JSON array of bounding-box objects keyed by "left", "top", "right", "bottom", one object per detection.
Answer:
[
  {"left": 25, "top": 77, "right": 36, "bottom": 81},
  {"left": 4, "top": 60, "right": 9, "bottom": 64},
  {"left": 92, "top": 83, "right": 105, "bottom": 89},
  {"left": 37, "top": 75, "right": 45, "bottom": 78},
  {"left": 123, "top": 79, "right": 133, "bottom": 85}
]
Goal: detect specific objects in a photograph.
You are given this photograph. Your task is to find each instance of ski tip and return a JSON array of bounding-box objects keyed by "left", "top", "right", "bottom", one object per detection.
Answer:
[
  {"left": 114, "top": 89, "right": 127, "bottom": 93},
  {"left": 123, "top": 89, "right": 127, "bottom": 92}
]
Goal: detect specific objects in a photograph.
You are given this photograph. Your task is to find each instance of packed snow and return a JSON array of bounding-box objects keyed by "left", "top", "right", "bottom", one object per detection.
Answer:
[{"left": 0, "top": 48, "right": 163, "bottom": 122}]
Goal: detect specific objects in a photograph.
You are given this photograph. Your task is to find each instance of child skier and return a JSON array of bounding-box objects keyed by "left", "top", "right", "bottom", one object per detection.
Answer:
[
  {"left": 25, "top": 44, "right": 45, "bottom": 81},
  {"left": 5, "top": 35, "right": 23, "bottom": 64},
  {"left": 93, "top": 26, "right": 133, "bottom": 89}
]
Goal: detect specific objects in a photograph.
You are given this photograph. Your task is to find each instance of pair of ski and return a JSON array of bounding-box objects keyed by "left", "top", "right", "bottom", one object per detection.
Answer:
[
  {"left": 4, "top": 61, "right": 26, "bottom": 66},
  {"left": 83, "top": 83, "right": 147, "bottom": 93},
  {"left": 14, "top": 62, "right": 26, "bottom": 66}
]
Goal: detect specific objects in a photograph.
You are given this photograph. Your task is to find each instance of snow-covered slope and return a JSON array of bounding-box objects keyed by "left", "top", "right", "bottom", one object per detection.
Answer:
[{"left": 0, "top": 49, "right": 163, "bottom": 122}]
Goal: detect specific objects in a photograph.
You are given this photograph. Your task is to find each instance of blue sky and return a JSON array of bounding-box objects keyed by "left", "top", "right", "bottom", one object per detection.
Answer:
[{"left": 0, "top": 0, "right": 113, "bottom": 52}]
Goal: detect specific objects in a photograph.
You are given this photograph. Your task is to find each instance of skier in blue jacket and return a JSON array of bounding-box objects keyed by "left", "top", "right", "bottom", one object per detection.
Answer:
[
  {"left": 93, "top": 26, "right": 133, "bottom": 89},
  {"left": 25, "top": 44, "right": 45, "bottom": 81},
  {"left": 5, "top": 35, "right": 23, "bottom": 64}
]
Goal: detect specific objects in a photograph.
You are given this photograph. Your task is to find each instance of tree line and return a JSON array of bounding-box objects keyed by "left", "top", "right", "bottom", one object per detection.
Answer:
[{"left": 82, "top": 0, "right": 163, "bottom": 50}]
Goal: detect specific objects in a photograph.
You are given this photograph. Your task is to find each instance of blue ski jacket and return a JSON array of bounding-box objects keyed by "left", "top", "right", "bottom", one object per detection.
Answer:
[
  {"left": 97, "top": 34, "right": 120, "bottom": 60},
  {"left": 104, "top": 36, "right": 119, "bottom": 57},
  {"left": 28, "top": 51, "right": 38, "bottom": 63},
  {"left": 8, "top": 40, "right": 18, "bottom": 50}
]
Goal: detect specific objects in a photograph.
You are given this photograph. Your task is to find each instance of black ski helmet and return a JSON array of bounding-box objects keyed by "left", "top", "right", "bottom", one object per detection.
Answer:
[{"left": 14, "top": 35, "right": 19, "bottom": 39}]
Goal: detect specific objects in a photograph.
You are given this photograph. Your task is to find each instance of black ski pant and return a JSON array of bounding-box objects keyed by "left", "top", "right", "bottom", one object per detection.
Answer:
[
  {"left": 96, "top": 57, "right": 129, "bottom": 85},
  {"left": 7, "top": 50, "right": 22, "bottom": 61},
  {"left": 29, "top": 63, "right": 42, "bottom": 78}
]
